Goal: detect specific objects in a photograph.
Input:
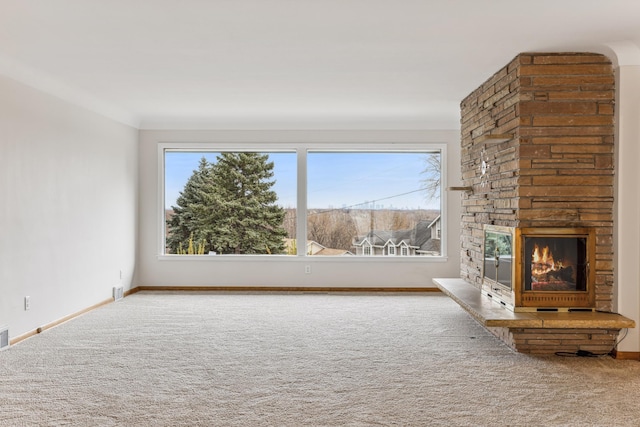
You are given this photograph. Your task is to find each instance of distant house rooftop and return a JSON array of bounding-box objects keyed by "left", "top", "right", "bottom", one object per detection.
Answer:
[
  {"left": 353, "top": 216, "right": 441, "bottom": 256},
  {"left": 283, "top": 239, "right": 353, "bottom": 256}
]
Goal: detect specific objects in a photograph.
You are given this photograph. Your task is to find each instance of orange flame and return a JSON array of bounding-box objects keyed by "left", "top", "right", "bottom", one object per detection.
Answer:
[{"left": 532, "top": 244, "right": 555, "bottom": 276}]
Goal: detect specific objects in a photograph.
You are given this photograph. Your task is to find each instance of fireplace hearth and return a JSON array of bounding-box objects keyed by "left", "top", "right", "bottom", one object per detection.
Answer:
[{"left": 482, "top": 226, "right": 595, "bottom": 311}]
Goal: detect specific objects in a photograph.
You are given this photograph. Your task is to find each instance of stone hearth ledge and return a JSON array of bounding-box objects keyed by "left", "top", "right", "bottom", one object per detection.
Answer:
[{"left": 433, "top": 278, "right": 635, "bottom": 330}]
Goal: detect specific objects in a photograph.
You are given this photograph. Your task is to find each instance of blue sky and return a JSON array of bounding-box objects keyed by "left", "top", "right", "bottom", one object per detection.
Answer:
[{"left": 164, "top": 151, "right": 440, "bottom": 210}]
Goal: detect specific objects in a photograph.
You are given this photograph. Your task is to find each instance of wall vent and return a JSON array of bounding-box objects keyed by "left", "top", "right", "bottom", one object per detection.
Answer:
[
  {"left": 0, "top": 326, "right": 9, "bottom": 350},
  {"left": 113, "top": 286, "right": 124, "bottom": 301}
]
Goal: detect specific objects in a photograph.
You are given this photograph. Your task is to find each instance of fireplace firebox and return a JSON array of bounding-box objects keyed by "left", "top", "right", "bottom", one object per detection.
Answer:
[{"left": 482, "top": 226, "right": 595, "bottom": 311}]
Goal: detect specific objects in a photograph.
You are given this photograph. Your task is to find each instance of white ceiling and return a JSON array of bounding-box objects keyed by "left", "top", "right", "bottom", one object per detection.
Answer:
[{"left": 1, "top": 0, "right": 640, "bottom": 130}]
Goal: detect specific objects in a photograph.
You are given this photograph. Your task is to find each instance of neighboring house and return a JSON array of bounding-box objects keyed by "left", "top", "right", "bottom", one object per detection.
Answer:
[
  {"left": 352, "top": 216, "right": 441, "bottom": 256},
  {"left": 417, "top": 216, "right": 442, "bottom": 256},
  {"left": 284, "top": 239, "right": 353, "bottom": 256},
  {"left": 311, "top": 244, "right": 354, "bottom": 256}
]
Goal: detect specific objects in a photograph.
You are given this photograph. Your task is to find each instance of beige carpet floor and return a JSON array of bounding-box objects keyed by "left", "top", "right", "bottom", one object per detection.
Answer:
[{"left": 1, "top": 291, "right": 639, "bottom": 426}]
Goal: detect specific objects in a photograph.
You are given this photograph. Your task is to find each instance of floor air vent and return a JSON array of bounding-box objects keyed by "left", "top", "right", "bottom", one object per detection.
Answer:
[
  {"left": 113, "top": 286, "right": 124, "bottom": 301},
  {"left": 0, "top": 326, "right": 9, "bottom": 350}
]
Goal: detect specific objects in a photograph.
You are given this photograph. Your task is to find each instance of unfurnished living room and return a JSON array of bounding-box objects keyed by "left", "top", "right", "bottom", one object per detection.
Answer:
[{"left": 2, "top": 1, "right": 640, "bottom": 426}]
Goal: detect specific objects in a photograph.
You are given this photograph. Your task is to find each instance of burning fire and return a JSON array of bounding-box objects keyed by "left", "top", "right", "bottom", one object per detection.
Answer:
[
  {"left": 532, "top": 244, "right": 556, "bottom": 276},
  {"left": 529, "top": 240, "right": 577, "bottom": 290}
]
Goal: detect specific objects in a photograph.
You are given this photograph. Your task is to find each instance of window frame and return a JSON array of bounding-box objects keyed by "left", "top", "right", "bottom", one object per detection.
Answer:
[
  {"left": 158, "top": 141, "right": 447, "bottom": 262},
  {"left": 363, "top": 244, "right": 372, "bottom": 256},
  {"left": 388, "top": 244, "right": 396, "bottom": 256}
]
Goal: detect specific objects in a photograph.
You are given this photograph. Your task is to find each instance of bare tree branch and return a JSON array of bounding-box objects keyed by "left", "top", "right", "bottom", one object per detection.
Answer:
[{"left": 420, "top": 153, "right": 441, "bottom": 202}]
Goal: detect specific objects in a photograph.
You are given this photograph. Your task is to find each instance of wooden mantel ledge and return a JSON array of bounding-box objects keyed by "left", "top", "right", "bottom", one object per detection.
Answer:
[{"left": 433, "top": 278, "right": 635, "bottom": 330}]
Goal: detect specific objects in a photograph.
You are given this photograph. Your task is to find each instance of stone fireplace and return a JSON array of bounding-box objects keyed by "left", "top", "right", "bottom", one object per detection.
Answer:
[
  {"left": 460, "top": 52, "right": 614, "bottom": 308},
  {"left": 456, "top": 52, "right": 620, "bottom": 354}
]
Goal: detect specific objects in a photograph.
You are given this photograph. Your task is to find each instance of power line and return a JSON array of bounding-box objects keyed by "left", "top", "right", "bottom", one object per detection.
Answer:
[{"left": 308, "top": 187, "right": 430, "bottom": 216}]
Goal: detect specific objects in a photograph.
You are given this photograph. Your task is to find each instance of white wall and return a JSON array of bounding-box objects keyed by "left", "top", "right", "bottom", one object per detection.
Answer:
[
  {"left": 137, "top": 130, "right": 462, "bottom": 288},
  {"left": 613, "top": 64, "right": 640, "bottom": 352},
  {"left": 0, "top": 76, "right": 138, "bottom": 341}
]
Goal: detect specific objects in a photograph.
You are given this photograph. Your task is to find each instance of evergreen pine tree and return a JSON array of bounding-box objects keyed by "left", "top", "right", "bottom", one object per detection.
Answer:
[
  {"left": 166, "top": 157, "right": 215, "bottom": 254},
  {"left": 166, "top": 153, "right": 287, "bottom": 255},
  {"left": 203, "top": 152, "right": 287, "bottom": 254}
]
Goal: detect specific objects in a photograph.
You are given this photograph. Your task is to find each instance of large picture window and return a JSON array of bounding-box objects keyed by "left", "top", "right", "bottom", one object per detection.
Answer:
[
  {"left": 307, "top": 152, "right": 441, "bottom": 257},
  {"left": 164, "top": 150, "right": 296, "bottom": 255},
  {"left": 161, "top": 144, "right": 443, "bottom": 258}
]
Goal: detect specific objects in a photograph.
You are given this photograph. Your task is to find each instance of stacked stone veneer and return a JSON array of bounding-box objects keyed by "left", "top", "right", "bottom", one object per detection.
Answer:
[
  {"left": 459, "top": 52, "right": 616, "bottom": 354},
  {"left": 488, "top": 326, "right": 620, "bottom": 355}
]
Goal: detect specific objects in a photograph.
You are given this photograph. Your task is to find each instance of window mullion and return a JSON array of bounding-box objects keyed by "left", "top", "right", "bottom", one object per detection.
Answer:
[{"left": 296, "top": 148, "right": 307, "bottom": 256}]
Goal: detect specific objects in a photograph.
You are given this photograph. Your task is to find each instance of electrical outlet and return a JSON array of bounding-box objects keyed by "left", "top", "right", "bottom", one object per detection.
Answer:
[
  {"left": 305, "top": 265, "right": 311, "bottom": 274},
  {"left": 24, "top": 296, "right": 30, "bottom": 311}
]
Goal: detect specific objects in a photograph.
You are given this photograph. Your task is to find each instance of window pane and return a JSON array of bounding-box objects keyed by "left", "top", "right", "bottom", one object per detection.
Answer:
[
  {"left": 164, "top": 151, "right": 296, "bottom": 255},
  {"left": 307, "top": 152, "right": 441, "bottom": 257}
]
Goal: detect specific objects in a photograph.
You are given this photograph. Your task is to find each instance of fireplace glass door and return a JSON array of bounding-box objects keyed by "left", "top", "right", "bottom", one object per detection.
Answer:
[
  {"left": 516, "top": 228, "right": 595, "bottom": 310},
  {"left": 484, "top": 228, "right": 514, "bottom": 290},
  {"left": 523, "top": 236, "right": 588, "bottom": 292}
]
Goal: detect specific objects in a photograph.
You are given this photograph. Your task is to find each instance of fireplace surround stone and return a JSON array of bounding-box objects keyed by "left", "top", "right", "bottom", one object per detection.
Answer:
[
  {"left": 460, "top": 52, "right": 614, "bottom": 310},
  {"left": 451, "top": 52, "right": 630, "bottom": 354}
]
